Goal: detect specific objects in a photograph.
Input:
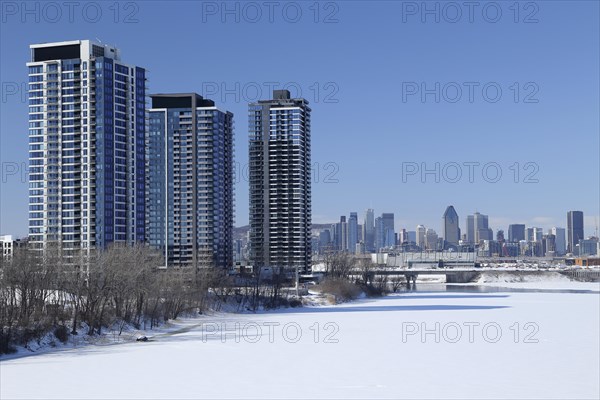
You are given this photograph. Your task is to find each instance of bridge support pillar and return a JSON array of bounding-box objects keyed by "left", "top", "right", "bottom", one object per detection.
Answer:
[{"left": 405, "top": 274, "right": 418, "bottom": 288}]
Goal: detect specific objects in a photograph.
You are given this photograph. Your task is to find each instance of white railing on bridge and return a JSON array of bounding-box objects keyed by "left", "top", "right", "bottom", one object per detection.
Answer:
[{"left": 385, "top": 251, "right": 477, "bottom": 268}]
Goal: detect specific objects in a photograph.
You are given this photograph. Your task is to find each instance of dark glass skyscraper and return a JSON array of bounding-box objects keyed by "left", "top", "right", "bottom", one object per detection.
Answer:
[
  {"left": 348, "top": 212, "right": 358, "bottom": 253},
  {"left": 27, "top": 40, "right": 146, "bottom": 254},
  {"left": 147, "top": 93, "right": 233, "bottom": 268},
  {"left": 508, "top": 224, "right": 526, "bottom": 242},
  {"left": 567, "top": 211, "right": 584, "bottom": 254},
  {"left": 442, "top": 205, "right": 460, "bottom": 248},
  {"left": 249, "top": 90, "right": 311, "bottom": 273},
  {"left": 363, "top": 208, "right": 375, "bottom": 252}
]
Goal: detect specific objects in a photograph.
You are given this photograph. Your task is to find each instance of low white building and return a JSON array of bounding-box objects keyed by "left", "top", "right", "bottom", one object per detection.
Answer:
[{"left": 1, "top": 235, "right": 14, "bottom": 260}]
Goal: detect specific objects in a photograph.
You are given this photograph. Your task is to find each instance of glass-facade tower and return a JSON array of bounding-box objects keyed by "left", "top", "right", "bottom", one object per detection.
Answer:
[
  {"left": 27, "top": 40, "right": 146, "bottom": 255},
  {"left": 567, "top": 211, "right": 584, "bottom": 254},
  {"left": 147, "top": 94, "right": 233, "bottom": 268},
  {"left": 443, "top": 205, "right": 460, "bottom": 248}
]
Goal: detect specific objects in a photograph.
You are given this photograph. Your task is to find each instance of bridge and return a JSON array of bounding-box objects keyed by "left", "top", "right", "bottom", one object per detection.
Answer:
[
  {"left": 345, "top": 267, "right": 600, "bottom": 286},
  {"left": 312, "top": 251, "right": 600, "bottom": 286}
]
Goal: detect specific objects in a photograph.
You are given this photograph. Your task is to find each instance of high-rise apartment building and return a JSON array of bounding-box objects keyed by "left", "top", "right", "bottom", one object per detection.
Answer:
[
  {"left": 27, "top": 40, "right": 146, "bottom": 255},
  {"left": 249, "top": 90, "right": 311, "bottom": 273},
  {"left": 567, "top": 211, "right": 584, "bottom": 254},
  {"left": 147, "top": 93, "right": 234, "bottom": 268}
]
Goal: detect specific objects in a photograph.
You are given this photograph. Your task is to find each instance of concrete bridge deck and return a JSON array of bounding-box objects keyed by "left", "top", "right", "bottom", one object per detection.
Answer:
[{"left": 344, "top": 267, "right": 600, "bottom": 284}]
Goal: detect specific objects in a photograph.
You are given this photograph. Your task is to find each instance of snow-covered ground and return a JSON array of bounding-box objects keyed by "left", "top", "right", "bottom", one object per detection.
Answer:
[
  {"left": 1, "top": 283, "right": 599, "bottom": 399},
  {"left": 473, "top": 271, "right": 600, "bottom": 291}
]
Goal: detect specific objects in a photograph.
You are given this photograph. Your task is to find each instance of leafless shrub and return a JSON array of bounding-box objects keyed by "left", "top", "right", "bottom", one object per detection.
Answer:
[{"left": 314, "top": 278, "right": 363, "bottom": 303}]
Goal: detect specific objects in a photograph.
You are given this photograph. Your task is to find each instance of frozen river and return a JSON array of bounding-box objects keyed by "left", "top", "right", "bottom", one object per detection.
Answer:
[{"left": 1, "top": 283, "right": 599, "bottom": 399}]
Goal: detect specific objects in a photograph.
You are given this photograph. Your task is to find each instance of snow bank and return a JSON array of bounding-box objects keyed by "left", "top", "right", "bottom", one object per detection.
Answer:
[{"left": 475, "top": 271, "right": 600, "bottom": 291}]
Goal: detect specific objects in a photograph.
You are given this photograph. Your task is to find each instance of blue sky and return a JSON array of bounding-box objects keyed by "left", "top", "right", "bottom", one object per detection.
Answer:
[{"left": 1, "top": 1, "right": 599, "bottom": 238}]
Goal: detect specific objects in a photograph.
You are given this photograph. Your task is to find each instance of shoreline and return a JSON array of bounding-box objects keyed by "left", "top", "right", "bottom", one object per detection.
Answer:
[{"left": 2, "top": 277, "right": 598, "bottom": 361}]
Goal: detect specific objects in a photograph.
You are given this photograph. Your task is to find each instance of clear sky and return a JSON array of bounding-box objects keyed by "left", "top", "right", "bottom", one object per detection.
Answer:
[{"left": 1, "top": 1, "right": 599, "bottom": 238}]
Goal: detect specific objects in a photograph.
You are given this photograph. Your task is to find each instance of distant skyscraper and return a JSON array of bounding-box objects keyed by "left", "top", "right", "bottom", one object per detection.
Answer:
[
  {"left": 544, "top": 234, "right": 556, "bottom": 256},
  {"left": 466, "top": 215, "right": 475, "bottom": 243},
  {"left": 318, "top": 230, "right": 331, "bottom": 252},
  {"left": 567, "top": 211, "right": 584, "bottom": 254},
  {"left": 399, "top": 229, "right": 409, "bottom": 244},
  {"left": 442, "top": 205, "right": 460, "bottom": 248},
  {"left": 407, "top": 231, "right": 417, "bottom": 243},
  {"left": 578, "top": 238, "right": 598, "bottom": 256},
  {"left": 550, "top": 227, "right": 566, "bottom": 255},
  {"left": 147, "top": 93, "right": 233, "bottom": 268},
  {"left": 526, "top": 227, "right": 534, "bottom": 242},
  {"left": 532, "top": 227, "right": 544, "bottom": 243},
  {"left": 363, "top": 208, "right": 375, "bottom": 252},
  {"left": 508, "top": 224, "right": 525, "bottom": 242},
  {"left": 478, "top": 228, "right": 493, "bottom": 242},
  {"left": 249, "top": 90, "right": 312, "bottom": 272},
  {"left": 375, "top": 217, "right": 384, "bottom": 250},
  {"left": 473, "top": 212, "right": 489, "bottom": 243},
  {"left": 425, "top": 228, "right": 438, "bottom": 250},
  {"left": 381, "top": 213, "right": 395, "bottom": 247},
  {"left": 335, "top": 216, "right": 348, "bottom": 251},
  {"left": 27, "top": 40, "right": 146, "bottom": 253},
  {"left": 234, "top": 239, "right": 244, "bottom": 262},
  {"left": 348, "top": 212, "right": 358, "bottom": 253},
  {"left": 416, "top": 225, "right": 426, "bottom": 249},
  {"left": 467, "top": 212, "right": 490, "bottom": 243}
]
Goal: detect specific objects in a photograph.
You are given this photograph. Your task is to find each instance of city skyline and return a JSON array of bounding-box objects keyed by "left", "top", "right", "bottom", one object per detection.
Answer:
[
  {"left": 18, "top": 39, "right": 597, "bottom": 261},
  {"left": 0, "top": 4, "right": 598, "bottom": 399},
  {"left": 1, "top": 2, "right": 599, "bottom": 238},
  {"left": 312, "top": 207, "right": 595, "bottom": 256},
  {"left": 307, "top": 206, "right": 596, "bottom": 236}
]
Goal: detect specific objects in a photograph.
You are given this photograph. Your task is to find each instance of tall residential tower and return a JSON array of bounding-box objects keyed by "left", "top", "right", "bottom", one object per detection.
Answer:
[
  {"left": 147, "top": 94, "right": 234, "bottom": 268},
  {"left": 27, "top": 40, "right": 146, "bottom": 255},
  {"left": 249, "top": 90, "right": 312, "bottom": 273}
]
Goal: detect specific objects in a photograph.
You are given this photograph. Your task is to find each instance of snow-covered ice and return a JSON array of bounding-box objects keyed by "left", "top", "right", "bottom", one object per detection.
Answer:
[{"left": 1, "top": 283, "right": 599, "bottom": 399}]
